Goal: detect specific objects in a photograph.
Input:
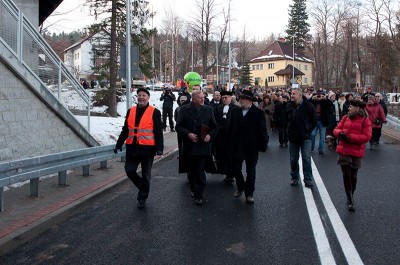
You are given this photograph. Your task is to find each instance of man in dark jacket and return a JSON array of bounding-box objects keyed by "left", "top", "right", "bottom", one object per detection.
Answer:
[
  {"left": 176, "top": 90, "right": 219, "bottom": 206},
  {"left": 160, "top": 87, "right": 176, "bottom": 132},
  {"left": 214, "top": 90, "right": 237, "bottom": 184},
  {"left": 310, "top": 91, "right": 332, "bottom": 154},
  {"left": 286, "top": 88, "right": 317, "bottom": 188},
  {"left": 114, "top": 88, "right": 164, "bottom": 208},
  {"left": 274, "top": 95, "right": 289, "bottom": 147},
  {"left": 227, "top": 89, "right": 268, "bottom": 204}
]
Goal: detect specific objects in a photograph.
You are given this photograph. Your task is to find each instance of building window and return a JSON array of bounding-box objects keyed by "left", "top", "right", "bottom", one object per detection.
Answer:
[
  {"left": 268, "top": 63, "right": 274, "bottom": 69},
  {"left": 255, "top": 77, "right": 260, "bottom": 84},
  {"left": 304, "top": 77, "right": 308, "bottom": 83},
  {"left": 304, "top": 64, "right": 308, "bottom": 71},
  {"left": 252, "top": 65, "right": 256, "bottom": 70},
  {"left": 260, "top": 64, "right": 263, "bottom": 70},
  {"left": 268, "top": 76, "right": 275, "bottom": 82}
]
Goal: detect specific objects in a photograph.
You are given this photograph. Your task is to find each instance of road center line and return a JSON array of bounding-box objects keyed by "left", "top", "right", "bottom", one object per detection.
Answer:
[
  {"left": 311, "top": 158, "right": 364, "bottom": 265},
  {"left": 299, "top": 158, "right": 336, "bottom": 265}
]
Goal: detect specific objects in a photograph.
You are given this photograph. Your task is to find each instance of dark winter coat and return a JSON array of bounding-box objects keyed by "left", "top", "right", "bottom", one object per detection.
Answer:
[
  {"left": 286, "top": 97, "right": 317, "bottom": 143},
  {"left": 273, "top": 101, "right": 288, "bottom": 126},
  {"left": 310, "top": 98, "right": 332, "bottom": 127},
  {"left": 175, "top": 102, "right": 219, "bottom": 156},
  {"left": 227, "top": 105, "right": 268, "bottom": 160},
  {"left": 214, "top": 103, "right": 238, "bottom": 173},
  {"left": 333, "top": 112, "right": 372, "bottom": 158},
  {"left": 160, "top": 91, "right": 176, "bottom": 108},
  {"left": 115, "top": 104, "right": 164, "bottom": 158}
]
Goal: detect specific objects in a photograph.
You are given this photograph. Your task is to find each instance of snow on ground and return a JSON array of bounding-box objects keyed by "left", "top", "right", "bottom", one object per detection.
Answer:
[{"left": 70, "top": 89, "right": 183, "bottom": 145}]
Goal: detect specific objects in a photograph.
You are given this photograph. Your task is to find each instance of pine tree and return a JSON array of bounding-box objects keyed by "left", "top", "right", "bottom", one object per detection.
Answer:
[
  {"left": 285, "top": 0, "right": 310, "bottom": 52},
  {"left": 240, "top": 63, "right": 252, "bottom": 86},
  {"left": 85, "top": 0, "right": 152, "bottom": 117}
]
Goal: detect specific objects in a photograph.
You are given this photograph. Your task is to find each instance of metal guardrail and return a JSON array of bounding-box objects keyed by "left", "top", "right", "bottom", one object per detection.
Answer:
[
  {"left": 0, "top": 145, "right": 126, "bottom": 212},
  {"left": 0, "top": 0, "right": 91, "bottom": 131},
  {"left": 387, "top": 114, "right": 400, "bottom": 131}
]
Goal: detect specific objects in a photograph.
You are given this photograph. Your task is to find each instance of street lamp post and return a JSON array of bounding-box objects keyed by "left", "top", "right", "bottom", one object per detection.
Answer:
[
  {"left": 159, "top": 40, "right": 169, "bottom": 83},
  {"left": 228, "top": 0, "right": 232, "bottom": 91}
]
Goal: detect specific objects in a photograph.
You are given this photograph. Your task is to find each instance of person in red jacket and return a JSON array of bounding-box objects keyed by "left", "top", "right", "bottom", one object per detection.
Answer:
[
  {"left": 333, "top": 100, "right": 372, "bottom": 211},
  {"left": 365, "top": 94, "right": 387, "bottom": 150}
]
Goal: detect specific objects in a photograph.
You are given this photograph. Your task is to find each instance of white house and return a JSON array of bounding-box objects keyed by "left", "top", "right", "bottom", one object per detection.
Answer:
[{"left": 63, "top": 30, "right": 110, "bottom": 81}]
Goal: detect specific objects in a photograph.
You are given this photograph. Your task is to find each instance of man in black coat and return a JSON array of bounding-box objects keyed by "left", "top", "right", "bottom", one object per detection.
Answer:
[
  {"left": 227, "top": 89, "right": 268, "bottom": 204},
  {"left": 160, "top": 87, "right": 176, "bottom": 132},
  {"left": 175, "top": 90, "right": 219, "bottom": 206},
  {"left": 214, "top": 90, "right": 237, "bottom": 184},
  {"left": 114, "top": 88, "right": 164, "bottom": 208},
  {"left": 274, "top": 95, "right": 289, "bottom": 147},
  {"left": 286, "top": 88, "right": 317, "bottom": 188}
]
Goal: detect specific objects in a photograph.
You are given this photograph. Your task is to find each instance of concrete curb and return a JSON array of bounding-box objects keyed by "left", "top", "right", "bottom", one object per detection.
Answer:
[{"left": 0, "top": 147, "right": 178, "bottom": 256}]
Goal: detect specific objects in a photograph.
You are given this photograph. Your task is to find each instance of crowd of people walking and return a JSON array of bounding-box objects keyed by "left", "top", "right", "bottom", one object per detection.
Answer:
[{"left": 115, "top": 79, "right": 390, "bottom": 211}]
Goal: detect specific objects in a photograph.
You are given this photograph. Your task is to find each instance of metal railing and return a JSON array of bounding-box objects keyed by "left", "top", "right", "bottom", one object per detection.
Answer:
[
  {"left": 387, "top": 114, "right": 400, "bottom": 131},
  {"left": 0, "top": 145, "right": 126, "bottom": 211},
  {"left": 0, "top": 0, "right": 91, "bottom": 131}
]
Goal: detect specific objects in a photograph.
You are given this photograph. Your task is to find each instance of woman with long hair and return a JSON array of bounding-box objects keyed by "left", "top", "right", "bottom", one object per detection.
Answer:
[{"left": 333, "top": 100, "right": 372, "bottom": 211}]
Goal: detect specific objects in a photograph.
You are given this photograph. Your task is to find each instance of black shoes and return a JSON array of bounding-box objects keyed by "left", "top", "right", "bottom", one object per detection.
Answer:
[
  {"left": 246, "top": 196, "right": 255, "bottom": 204},
  {"left": 137, "top": 200, "right": 146, "bottom": 209},
  {"left": 233, "top": 190, "right": 243, "bottom": 197},
  {"left": 346, "top": 191, "right": 355, "bottom": 211},
  {"left": 304, "top": 181, "right": 314, "bottom": 188},
  {"left": 195, "top": 199, "right": 203, "bottom": 206},
  {"left": 290, "top": 179, "right": 299, "bottom": 186},
  {"left": 171, "top": 128, "right": 175, "bottom": 132},
  {"left": 223, "top": 177, "right": 234, "bottom": 184}
]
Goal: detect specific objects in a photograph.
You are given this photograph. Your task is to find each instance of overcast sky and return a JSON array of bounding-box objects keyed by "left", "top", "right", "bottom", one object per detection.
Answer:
[{"left": 43, "top": 0, "right": 293, "bottom": 39}]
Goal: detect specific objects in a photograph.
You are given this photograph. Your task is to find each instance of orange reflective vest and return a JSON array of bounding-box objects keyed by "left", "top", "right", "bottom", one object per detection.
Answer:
[{"left": 125, "top": 106, "right": 156, "bottom": 146}]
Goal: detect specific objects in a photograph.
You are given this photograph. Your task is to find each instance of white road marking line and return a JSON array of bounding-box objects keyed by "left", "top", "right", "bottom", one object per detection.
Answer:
[
  {"left": 299, "top": 158, "right": 337, "bottom": 265},
  {"left": 311, "top": 158, "right": 364, "bottom": 265}
]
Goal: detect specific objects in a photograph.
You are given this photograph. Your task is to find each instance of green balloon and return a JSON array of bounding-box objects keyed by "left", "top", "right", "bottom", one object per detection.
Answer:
[{"left": 184, "top": 72, "right": 201, "bottom": 92}]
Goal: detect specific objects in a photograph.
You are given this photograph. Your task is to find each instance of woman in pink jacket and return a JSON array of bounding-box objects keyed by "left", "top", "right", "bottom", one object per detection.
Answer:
[
  {"left": 333, "top": 100, "right": 372, "bottom": 211},
  {"left": 365, "top": 94, "right": 387, "bottom": 150}
]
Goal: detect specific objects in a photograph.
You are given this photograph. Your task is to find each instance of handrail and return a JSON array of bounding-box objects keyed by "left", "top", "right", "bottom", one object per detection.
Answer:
[
  {"left": 0, "top": 0, "right": 91, "bottom": 130},
  {"left": 0, "top": 145, "right": 126, "bottom": 211}
]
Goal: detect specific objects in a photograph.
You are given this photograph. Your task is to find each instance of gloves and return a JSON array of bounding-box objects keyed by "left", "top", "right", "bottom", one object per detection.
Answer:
[
  {"left": 156, "top": 150, "right": 163, "bottom": 156},
  {"left": 338, "top": 131, "right": 350, "bottom": 142},
  {"left": 114, "top": 146, "right": 122, "bottom": 154}
]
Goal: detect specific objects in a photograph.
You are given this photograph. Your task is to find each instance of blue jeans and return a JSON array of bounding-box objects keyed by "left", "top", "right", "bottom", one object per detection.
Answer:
[
  {"left": 311, "top": 121, "right": 326, "bottom": 152},
  {"left": 289, "top": 140, "right": 313, "bottom": 183}
]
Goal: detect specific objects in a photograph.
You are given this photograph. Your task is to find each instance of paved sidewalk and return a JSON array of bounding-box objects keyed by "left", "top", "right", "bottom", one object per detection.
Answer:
[{"left": 0, "top": 132, "right": 179, "bottom": 255}]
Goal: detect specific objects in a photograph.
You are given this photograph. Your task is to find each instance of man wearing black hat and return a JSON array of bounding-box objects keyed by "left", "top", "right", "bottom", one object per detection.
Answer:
[
  {"left": 227, "top": 89, "right": 268, "bottom": 204},
  {"left": 114, "top": 88, "right": 164, "bottom": 209},
  {"left": 214, "top": 90, "right": 237, "bottom": 184}
]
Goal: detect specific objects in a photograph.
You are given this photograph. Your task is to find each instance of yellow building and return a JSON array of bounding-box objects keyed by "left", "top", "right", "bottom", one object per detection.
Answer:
[{"left": 249, "top": 39, "right": 314, "bottom": 88}]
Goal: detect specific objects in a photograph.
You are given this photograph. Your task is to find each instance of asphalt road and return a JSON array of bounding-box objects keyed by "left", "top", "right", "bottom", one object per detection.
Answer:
[{"left": 1, "top": 133, "right": 399, "bottom": 265}]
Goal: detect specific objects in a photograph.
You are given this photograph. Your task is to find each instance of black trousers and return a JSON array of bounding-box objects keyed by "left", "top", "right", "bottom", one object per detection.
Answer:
[
  {"left": 162, "top": 107, "right": 174, "bottom": 129},
  {"left": 370, "top": 127, "right": 382, "bottom": 144},
  {"left": 125, "top": 156, "right": 154, "bottom": 201},
  {"left": 232, "top": 158, "right": 258, "bottom": 197},
  {"left": 187, "top": 156, "right": 207, "bottom": 200},
  {"left": 278, "top": 124, "right": 288, "bottom": 145}
]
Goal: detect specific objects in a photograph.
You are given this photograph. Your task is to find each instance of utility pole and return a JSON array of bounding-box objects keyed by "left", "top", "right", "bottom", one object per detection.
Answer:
[
  {"left": 126, "top": 0, "right": 132, "bottom": 110},
  {"left": 228, "top": 0, "right": 231, "bottom": 91}
]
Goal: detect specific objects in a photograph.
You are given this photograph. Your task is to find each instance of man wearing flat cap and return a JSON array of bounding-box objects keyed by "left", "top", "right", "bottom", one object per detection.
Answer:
[
  {"left": 114, "top": 88, "right": 164, "bottom": 209},
  {"left": 214, "top": 90, "right": 238, "bottom": 184},
  {"left": 227, "top": 89, "right": 268, "bottom": 204}
]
